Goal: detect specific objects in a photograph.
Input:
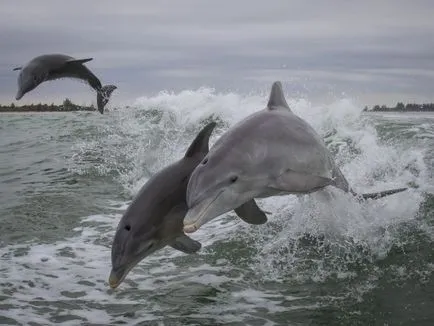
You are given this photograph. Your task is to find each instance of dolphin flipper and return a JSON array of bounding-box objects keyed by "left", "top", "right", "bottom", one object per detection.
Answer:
[
  {"left": 356, "top": 187, "right": 408, "bottom": 200},
  {"left": 66, "top": 58, "right": 93, "bottom": 65},
  {"left": 234, "top": 199, "right": 268, "bottom": 225},
  {"left": 170, "top": 234, "right": 202, "bottom": 254}
]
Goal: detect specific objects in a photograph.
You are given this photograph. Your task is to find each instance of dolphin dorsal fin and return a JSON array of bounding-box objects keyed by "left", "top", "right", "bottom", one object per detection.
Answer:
[
  {"left": 267, "top": 81, "right": 291, "bottom": 111},
  {"left": 66, "top": 58, "right": 93, "bottom": 65},
  {"left": 184, "top": 121, "right": 217, "bottom": 158}
]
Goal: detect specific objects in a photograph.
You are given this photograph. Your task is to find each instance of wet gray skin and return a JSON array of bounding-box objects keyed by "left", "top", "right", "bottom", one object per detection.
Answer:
[
  {"left": 183, "top": 81, "right": 408, "bottom": 233},
  {"left": 13, "top": 54, "right": 117, "bottom": 114},
  {"left": 108, "top": 122, "right": 217, "bottom": 289}
]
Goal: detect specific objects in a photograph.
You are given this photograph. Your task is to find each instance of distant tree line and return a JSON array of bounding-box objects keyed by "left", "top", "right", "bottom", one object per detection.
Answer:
[
  {"left": 0, "top": 98, "right": 95, "bottom": 112},
  {"left": 363, "top": 102, "right": 434, "bottom": 112}
]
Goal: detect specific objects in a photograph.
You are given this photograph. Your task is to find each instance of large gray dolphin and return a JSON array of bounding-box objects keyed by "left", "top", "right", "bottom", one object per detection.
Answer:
[
  {"left": 108, "top": 121, "right": 267, "bottom": 289},
  {"left": 13, "top": 54, "right": 117, "bottom": 114},
  {"left": 183, "top": 81, "right": 408, "bottom": 233}
]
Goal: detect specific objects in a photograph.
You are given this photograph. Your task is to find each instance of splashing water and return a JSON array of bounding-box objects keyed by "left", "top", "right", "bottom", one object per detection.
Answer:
[{"left": 0, "top": 87, "right": 432, "bottom": 325}]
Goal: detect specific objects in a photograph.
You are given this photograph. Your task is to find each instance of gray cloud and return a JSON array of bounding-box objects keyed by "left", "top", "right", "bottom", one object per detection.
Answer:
[{"left": 1, "top": 0, "right": 433, "bottom": 106}]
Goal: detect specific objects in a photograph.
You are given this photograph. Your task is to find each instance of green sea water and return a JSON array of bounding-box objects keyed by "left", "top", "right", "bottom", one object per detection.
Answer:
[{"left": 0, "top": 90, "right": 433, "bottom": 326}]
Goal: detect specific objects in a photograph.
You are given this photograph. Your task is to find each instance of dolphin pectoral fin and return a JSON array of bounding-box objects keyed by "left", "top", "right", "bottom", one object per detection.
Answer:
[
  {"left": 65, "top": 58, "right": 93, "bottom": 65},
  {"left": 13, "top": 66, "right": 22, "bottom": 71},
  {"left": 355, "top": 187, "right": 408, "bottom": 200},
  {"left": 234, "top": 199, "right": 268, "bottom": 225},
  {"left": 170, "top": 234, "right": 202, "bottom": 254}
]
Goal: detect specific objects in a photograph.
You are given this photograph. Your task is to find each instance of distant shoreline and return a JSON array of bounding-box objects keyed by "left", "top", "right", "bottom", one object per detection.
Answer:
[
  {"left": 0, "top": 107, "right": 95, "bottom": 113},
  {"left": 0, "top": 98, "right": 95, "bottom": 113},
  {"left": 0, "top": 107, "right": 94, "bottom": 113},
  {"left": 363, "top": 103, "right": 434, "bottom": 112},
  {"left": 2, "top": 100, "right": 434, "bottom": 113}
]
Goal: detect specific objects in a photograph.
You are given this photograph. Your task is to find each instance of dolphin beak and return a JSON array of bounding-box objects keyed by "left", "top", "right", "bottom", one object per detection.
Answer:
[
  {"left": 183, "top": 217, "right": 199, "bottom": 233},
  {"left": 108, "top": 243, "right": 157, "bottom": 289},
  {"left": 183, "top": 191, "right": 223, "bottom": 233},
  {"left": 108, "top": 264, "right": 135, "bottom": 289},
  {"left": 108, "top": 269, "right": 124, "bottom": 289},
  {"left": 183, "top": 203, "right": 208, "bottom": 233},
  {"left": 108, "top": 270, "right": 120, "bottom": 289}
]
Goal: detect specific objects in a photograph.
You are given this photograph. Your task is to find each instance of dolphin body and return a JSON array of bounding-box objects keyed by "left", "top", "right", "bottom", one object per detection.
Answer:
[
  {"left": 13, "top": 54, "right": 117, "bottom": 114},
  {"left": 108, "top": 121, "right": 266, "bottom": 289},
  {"left": 183, "top": 81, "right": 408, "bottom": 233}
]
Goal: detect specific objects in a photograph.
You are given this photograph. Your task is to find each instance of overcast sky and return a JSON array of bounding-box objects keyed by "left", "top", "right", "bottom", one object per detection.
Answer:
[{"left": 1, "top": 0, "right": 433, "bottom": 107}]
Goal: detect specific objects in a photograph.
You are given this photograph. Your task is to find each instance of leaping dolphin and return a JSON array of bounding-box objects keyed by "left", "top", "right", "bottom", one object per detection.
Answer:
[
  {"left": 108, "top": 121, "right": 266, "bottom": 289},
  {"left": 13, "top": 54, "right": 117, "bottom": 114},
  {"left": 183, "top": 81, "right": 408, "bottom": 233}
]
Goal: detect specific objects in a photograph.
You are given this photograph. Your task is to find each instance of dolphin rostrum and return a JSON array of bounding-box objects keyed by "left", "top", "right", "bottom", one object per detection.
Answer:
[
  {"left": 183, "top": 81, "right": 408, "bottom": 233},
  {"left": 13, "top": 54, "right": 117, "bottom": 114}
]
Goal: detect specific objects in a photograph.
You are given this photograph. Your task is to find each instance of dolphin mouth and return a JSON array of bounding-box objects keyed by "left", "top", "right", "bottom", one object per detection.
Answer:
[
  {"left": 183, "top": 190, "right": 223, "bottom": 233},
  {"left": 183, "top": 223, "right": 198, "bottom": 234},
  {"left": 108, "top": 268, "right": 126, "bottom": 289},
  {"left": 108, "top": 271, "right": 121, "bottom": 289},
  {"left": 108, "top": 264, "right": 134, "bottom": 289},
  {"left": 108, "top": 243, "right": 160, "bottom": 289}
]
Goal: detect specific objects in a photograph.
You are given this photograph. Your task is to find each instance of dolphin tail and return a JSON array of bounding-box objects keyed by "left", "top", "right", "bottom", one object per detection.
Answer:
[
  {"left": 97, "top": 85, "right": 117, "bottom": 114},
  {"left": 351, "top": 187, "right": 408, "bottom": 200}
]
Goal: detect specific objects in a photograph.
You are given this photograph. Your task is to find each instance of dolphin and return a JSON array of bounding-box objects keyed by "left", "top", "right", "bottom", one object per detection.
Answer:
[
  {"left": 108, "top": 121, "right": 265, "bottom": 289},
  {"left": 183, "top": 81, "right": 408, "bottom": 233},
  {"left": 13, "top": 54, "right": 117, "bottom": 114}
]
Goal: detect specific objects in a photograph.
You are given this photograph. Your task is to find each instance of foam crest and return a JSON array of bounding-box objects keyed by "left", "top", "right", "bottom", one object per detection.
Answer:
[{"left": 132, "top": 87, "right": 267, "bottom": 128}]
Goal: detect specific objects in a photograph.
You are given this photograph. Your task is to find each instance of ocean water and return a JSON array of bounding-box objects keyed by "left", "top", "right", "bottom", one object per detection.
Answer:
[{"left": 0, "top": 89, "right": 433, "bottom": 326}]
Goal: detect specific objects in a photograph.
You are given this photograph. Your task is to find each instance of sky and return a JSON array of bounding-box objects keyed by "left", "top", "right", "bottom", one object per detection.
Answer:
[{"left": 1, "top": 0, "right": 433, "bottom": 107}]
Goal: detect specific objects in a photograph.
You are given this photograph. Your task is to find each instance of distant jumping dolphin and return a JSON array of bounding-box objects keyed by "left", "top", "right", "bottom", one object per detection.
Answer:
[
  {"left": 183, "top": 81, "right": 408, "bottom": 233},
  {"left": 13, "top": 54, "right": 117, "bottom": 114},
  {"left": 109, "top": 121, "right": 265, "bottom": 289}
]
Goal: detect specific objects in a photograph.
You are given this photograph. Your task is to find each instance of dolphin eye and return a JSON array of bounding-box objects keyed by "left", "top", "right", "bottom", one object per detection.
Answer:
[
  {"left": 202, "top": 158, "right": 208, "bottom": 165},
  {"left": 124, "top": 225, "right": 131, "bottom": 231},
  {"left": 230, "top": 176, "right": 238, "bottom": 183}
]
